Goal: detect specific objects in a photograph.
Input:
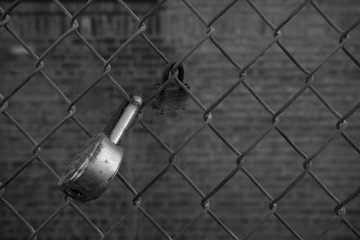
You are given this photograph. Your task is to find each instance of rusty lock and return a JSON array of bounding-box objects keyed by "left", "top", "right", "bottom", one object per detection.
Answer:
[
  {"left": 57, "top": 94, "right": 142, "bottom": 202},
  {"left": 152, "top": 62, "right": 190, "bottom": 114}
]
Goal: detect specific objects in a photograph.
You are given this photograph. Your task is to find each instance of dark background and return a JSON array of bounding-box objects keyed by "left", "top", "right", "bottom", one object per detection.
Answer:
[{"left": 0, "top": 0, "right": 360, "bottom": 239}]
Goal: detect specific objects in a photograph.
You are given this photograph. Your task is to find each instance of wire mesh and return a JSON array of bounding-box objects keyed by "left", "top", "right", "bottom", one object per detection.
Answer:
[{"left": 0, "top": 0, "right": 360, "bottom": 239}]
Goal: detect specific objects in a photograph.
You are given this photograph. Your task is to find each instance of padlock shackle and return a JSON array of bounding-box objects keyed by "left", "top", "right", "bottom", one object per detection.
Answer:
[
  {"left": 105, "top": 95, "right": 142, "bottom": 144},
  {"left": 103, "top": 99, "right": 130, "bottom": 137},
  {"left": 162, "top": 62, "right": 185, "bottom": 84}
]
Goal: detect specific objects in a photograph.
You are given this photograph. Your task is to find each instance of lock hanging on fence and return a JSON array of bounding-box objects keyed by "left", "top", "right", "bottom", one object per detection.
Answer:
[
  {"left": 152, "top": 62, "right": 190, "bottom": 114},
  {"left": 57, "top": 94, "right": 142, "bottom": 202}
]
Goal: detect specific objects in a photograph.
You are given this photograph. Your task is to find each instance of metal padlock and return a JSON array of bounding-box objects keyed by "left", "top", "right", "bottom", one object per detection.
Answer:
[
  {"left": 152, "top": 62, "right": 190, "bottom": 114},
  {"left": 57, "top": 94, "right": 142, "bottom": 202}
]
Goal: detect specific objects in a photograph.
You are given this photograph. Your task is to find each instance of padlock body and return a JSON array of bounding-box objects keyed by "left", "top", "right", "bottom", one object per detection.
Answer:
[
  {"left": 58, "top": 133, "right": 123, "bottom": 202},
  {"left": 152, "top": 83, "right": 190, "bottom": 114}
]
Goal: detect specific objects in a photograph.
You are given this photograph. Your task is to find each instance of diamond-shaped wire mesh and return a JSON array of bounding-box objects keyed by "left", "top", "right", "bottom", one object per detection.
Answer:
[{"left": 0, "top": 0, "right": 360, "bottom": 239}]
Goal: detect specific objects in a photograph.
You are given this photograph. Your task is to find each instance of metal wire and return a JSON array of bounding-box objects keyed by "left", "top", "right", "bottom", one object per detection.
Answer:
[{"left": 0, "top": 0, "right": 359, "bottom": 239}]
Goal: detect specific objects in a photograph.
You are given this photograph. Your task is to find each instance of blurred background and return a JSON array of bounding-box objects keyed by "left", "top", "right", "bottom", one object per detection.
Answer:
[{"left": 0, "top": 0, "right": 360, "bottom": 239}]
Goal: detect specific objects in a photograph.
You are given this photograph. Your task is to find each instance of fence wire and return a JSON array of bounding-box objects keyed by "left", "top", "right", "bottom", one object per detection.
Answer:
[{"left": 0, "top": 0, "right": 360, "bottom": 239}]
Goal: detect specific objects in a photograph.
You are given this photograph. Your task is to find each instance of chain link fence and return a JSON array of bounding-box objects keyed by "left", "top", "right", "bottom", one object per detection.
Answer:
[{"left": 1, "top": 0, "right": 360, "bottom": 239}]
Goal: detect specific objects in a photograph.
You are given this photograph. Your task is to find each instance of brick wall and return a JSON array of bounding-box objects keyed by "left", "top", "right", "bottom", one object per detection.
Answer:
[{"left": 0, "top": 1, "right": 360, "bottom": 240}]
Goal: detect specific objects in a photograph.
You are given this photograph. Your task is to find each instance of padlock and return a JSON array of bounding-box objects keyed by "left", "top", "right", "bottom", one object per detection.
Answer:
[
  {"left": 152, "top": 62, "right": 190, "bottom": 114},
  {"left": 57, "top": 94, "right": 142, "bottom": 202}
]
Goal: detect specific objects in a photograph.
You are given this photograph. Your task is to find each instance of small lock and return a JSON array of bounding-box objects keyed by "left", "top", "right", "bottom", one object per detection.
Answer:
[
  {"left": 152, "top": 62, "right": 190, "bottom": 114},
  {"left": 57, "top": 94, "right": 142, "bottom": 202}
]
